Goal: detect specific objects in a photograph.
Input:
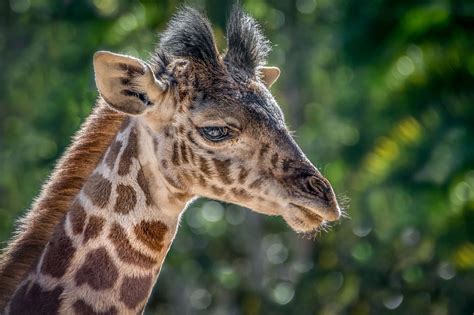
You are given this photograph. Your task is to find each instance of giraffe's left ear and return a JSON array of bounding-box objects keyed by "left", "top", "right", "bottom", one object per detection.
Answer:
[
  {"left": 93, "top": 51, "right": 168, "bottom": 115},
  {"left": 259, "top": 66, "right": 281, "bottom": 88}
]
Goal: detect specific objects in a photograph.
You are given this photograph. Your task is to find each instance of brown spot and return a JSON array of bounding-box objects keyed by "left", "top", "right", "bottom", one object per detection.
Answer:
[
  {"left": 134, "top": 221, "right": 168, "bottom": 252},
  {"left": 83, "top": 173, "right": 112, "bottom": 208},
  {"left": 161, "top": 159, "right": 168, "bottom": 169},
  {"left": 238, "top": 167, "right": 249, "bottom": 184},
  {"left": 231, "top": 188, "right": 252, "bottom": 201},
  {"left": 282, "top": 159, "right": 292, "bottom": 173},
  {"left": 163, "top": 126, "right": 172, "bottom": 137},
  {"left": 119, "top": 275, "right": 153, "bottom": 309},
  {"left": 164, "top": 174, "right": 182, "bottom": 189},
  {"left": 213, "top": 158, "right": 233, "bottom": 185},
  {"left": 187, "top": 131, "right": 198, "bottom": 146},
  {"left": 271, "top": 153, "right": 279, "bottom": 168},
  {"left": 259, "top": 143, "right": 270, "bottom": 159},
  {"left": 105, "top": 140, "right": 122, "bottom": 170},
  {"left": 180, "top": 141, "right": 189, "bottom": 164},
  {"left": 266, "top": 167, "right": 274, "bottom": 177},
  {"left": 75, "top": 247, "right": 118, "bottom": 290},
  {"left": 153, "top": 137, "right": 159, "bottom": 153},
  {"left": 69, "top": 200, "right": 86, "bottom": 235},
  {"left": 198, "top": 174, "right": 207, "bottom": 187},
  {"left": 9, "top": 281, "right": 63, "bottom": 314},
  {"left": 109, "top": 223, "right": 157, "bottom": 268},
  {"left": 199, "top": 156, "right": 211, "bottom": 176},
  {"left": 178, "top": 89, "right": 187, "bottom": 104},
  {"left": 41, "top": 219, "right": 75, "bottom": 278},
  {"left": 188, "top": 146, "right": 196, "bottom": 165},
  {"left": 114, "top": 184, "right": 137, "bottom": 214},
  {"left": 73, "top": 299, "right": 117, "bottom": 315},
  {"left": 178, "top": 124, "right": 185, "bottom": 134},
  {"left": 83, "top": 215, "right": 105, "bottom": 244},
  {"left": 137, "top": 168, "right": 153, "bottom": 206},
  {"left": 171, "top": 142, "right": 180, "bottom": 166},
  {"left": 249, "top": 177, "right": 264, "bottom": 190},
  {"left": 211, "top": 185, "right": 225, "bottom": 196},
  {"left": 118, "top": 128, "right": 138, "bottom": 176}
]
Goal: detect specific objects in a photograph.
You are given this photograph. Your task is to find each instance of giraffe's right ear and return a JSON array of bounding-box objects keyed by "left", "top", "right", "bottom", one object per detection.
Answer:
[{"left": 93, "top": 51, "right": 167, "bottom": 115}]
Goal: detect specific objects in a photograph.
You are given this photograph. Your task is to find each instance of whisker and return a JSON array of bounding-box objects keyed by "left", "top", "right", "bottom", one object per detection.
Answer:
[
  {"left": 300, "top": 231, "right": 317, "bottom": 240},
  {"left": 321, "top": 164, "right": 330, "bottom": 178},
  {"left": 336, "top": 191, "right": 351, "bottom": 219},
  {"left": 340, "top": 208, "right": 351, "bottom": 219}
]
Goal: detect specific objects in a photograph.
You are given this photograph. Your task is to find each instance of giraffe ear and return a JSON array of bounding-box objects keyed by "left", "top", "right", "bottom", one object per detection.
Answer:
[
  {"left": 259, "top": 66, "right": 280, "bottom": 88},
  {"left": 93, "top": 51, "right": 167, "bottom": 115}
]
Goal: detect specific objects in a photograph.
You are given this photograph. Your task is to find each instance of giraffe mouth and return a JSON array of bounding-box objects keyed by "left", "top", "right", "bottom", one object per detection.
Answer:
[
  {"left": 281, "top": 203, "right": 325, "bottom": 233},
  {"left": 290, "top": 203, "right": 324, "bottom": 221},
  {"left": 289, "top": 202, "right": 339, "bottom": 222}
]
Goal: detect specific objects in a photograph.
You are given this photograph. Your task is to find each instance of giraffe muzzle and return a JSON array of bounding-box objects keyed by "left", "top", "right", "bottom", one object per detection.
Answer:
[{"left": 293, "top": 174, "right": 341, "bottom": 222}]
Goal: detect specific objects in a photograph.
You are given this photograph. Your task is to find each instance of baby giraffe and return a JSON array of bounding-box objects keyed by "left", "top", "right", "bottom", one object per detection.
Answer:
[{"left": 0, "top": 6, "right": 341, "bottom": 314}]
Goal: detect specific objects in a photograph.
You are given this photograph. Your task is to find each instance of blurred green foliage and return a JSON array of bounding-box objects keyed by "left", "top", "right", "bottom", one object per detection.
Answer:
[{"left": 1, "top": 0, "right": 473, "bottom": 314}]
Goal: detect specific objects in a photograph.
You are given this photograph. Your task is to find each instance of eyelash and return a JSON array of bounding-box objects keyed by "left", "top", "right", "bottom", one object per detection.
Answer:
[{"left": 199, "top": 126, "right": 232, "bottom": 142}]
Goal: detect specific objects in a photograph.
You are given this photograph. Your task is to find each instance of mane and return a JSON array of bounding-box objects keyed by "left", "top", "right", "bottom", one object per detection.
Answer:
[{"left": 0, "top": 100, "right": 125, "bottom": 309}]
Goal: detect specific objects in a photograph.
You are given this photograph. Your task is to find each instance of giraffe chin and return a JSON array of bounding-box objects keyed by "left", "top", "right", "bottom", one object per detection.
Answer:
[{"left": 282, "top": 207, "right": 326, "bottom": 234}]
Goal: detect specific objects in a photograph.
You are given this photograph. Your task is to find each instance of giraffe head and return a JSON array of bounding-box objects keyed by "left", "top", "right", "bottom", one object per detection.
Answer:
[{"left": 93, "top": 7, "right": 341, "bottom": 233}]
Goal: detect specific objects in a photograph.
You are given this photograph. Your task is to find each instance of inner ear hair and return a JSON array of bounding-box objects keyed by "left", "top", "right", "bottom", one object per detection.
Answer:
[
  {"left": 93, "top": 51, "right": 166, "bottom": 115},
  {"left": 259, "top": 66, "right": 280, "bottom": 88}
]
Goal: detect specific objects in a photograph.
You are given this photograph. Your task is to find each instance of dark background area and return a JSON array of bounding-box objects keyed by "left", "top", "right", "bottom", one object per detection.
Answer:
[{"left": 0, "top": 0, "right": 473, "bottom": 314}]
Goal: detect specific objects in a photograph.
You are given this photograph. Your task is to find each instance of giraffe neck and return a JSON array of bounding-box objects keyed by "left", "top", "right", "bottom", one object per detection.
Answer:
[{"left": 6, "top": 118, "right": 192, "bottom": 314}]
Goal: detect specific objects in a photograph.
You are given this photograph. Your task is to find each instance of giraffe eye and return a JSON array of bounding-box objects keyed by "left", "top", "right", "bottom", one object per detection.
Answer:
[{"left": 199, "top": 126, "right": 231, "bottom": 142}]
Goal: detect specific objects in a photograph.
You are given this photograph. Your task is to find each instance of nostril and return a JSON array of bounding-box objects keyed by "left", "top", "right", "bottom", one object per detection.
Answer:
[
  {"left": 307, "top": 176, "right": 331, "bottom": 199},
  {"left": 308, "top": 176, "right": 329, "bottom": 192}
]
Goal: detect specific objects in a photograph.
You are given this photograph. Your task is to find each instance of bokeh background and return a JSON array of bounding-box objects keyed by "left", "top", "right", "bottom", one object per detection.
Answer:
[{"left": 1, "top": 0, "right": 473, "bottom": 314}]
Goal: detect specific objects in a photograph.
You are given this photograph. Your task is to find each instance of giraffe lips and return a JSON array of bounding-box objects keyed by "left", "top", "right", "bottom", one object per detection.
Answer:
[
  {"left": 282, "top": 202, "right": 341, "bottom": 233},
  {"left": 289, "top": 202, "right": 340, "bottom": 222}
]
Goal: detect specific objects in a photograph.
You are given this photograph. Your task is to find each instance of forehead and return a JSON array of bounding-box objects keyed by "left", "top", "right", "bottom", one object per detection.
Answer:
[{"left": 191, "top": 74, "right": 286, "bottom": 130}]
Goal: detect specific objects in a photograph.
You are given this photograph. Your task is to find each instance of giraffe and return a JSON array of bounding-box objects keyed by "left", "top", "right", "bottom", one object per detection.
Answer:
[{"left": 0, "top": 6, "right": 341, "bottom": 314}]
